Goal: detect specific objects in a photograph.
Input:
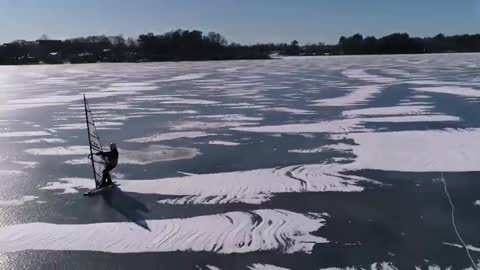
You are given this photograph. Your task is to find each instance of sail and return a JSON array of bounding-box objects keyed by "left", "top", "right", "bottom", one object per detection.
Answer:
[{"left": 84, "top": 94, "right": 106, "bottom": 188}]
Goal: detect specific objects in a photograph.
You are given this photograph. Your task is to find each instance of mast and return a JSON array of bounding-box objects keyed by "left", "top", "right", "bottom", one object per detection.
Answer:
[{"left": 84, "top": 94, "right": 98, "bottom": 188}]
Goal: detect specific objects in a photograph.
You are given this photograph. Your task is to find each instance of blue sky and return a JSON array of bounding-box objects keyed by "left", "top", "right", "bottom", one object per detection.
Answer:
[{"left": 0, "top": 0, "right": 479, "bottom": 44}]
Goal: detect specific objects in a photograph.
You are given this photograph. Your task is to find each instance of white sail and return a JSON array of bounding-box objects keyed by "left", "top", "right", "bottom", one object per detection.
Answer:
[{"left": 84, "top": 94, "right": 106, "bottom": 187}]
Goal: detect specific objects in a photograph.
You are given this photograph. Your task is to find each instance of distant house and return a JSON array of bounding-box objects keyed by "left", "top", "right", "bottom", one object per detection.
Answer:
[
  {"left": 0, "top": 41, "right": 38, "bottom": 64},
  {"left": 11, "top": 55, "right": 38, "bottom": 65},
  {"left": 34, "top": 39, "right": 63, "bottom": 58},
  {"left": 2, "top": 40, "right": 35, "bottom": 48},
  {"left": 44, "top": 52, "right": 63, "bottom": 64},
  {"left": 69, "top": 52, "right": 97, "bottom": 63},
  {"left": 36, "top": 39, "right": 62, "bottom": 47}
]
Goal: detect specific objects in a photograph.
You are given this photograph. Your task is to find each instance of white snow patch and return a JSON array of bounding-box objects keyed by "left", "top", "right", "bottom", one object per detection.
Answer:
[
  {"left": 260, "top": 107, "right": 315, "bottom": 115},
  {"left": 0, "top": 131, "right": 50, "bottom": 138},
  {"left": 474, "top": 200, "right": 480, "bottom": 207},
  {"left": 407, "top": 79, "right": 477, "bottom": 86},
  {"left": 126, "top": 131, "right": 214, "bottom": 143},
  {"left": 54, "top": 122, "right": 123, "bottom": 130},
  {"left": 159, "top": 110, "right": 199, "bottom": 114},
  {"left": 172, "top": 121, "right": 256, "bottom": 131},
  {"left": 218, "top": 67, "right": 240, "bottom": 72},
  {"left": 300, "top": 134, "right": 315, "bottom": 138},
  {"left": 361, "top": 115, "right": 459, "bottom": 123},
  {"left": 443, "top": 242, "right": 480, "bottom": 253},
  {"left": 411, "top": 94, "right": 431, "bottom": 99},
  {"left": 0, "top": 209, "right": 327, "bottom": 254},
  {"left": 318, "top": 261, "right": 398, "bottom": 269},
  {"left": 414, "top": 266, "right": 449, "bottom": 270},
  {"left": 128, "top": 110, "right": 198, "bottom": 115},
  {"left": 155, "top": 73, "right": 208, "bottom": 82},
  {"left": 88, "top": 102, "right": 136, "bottom": 110},
  {"left": 134, "top": 95, "right": 218, "bottom": 105},
  {"left": 204, "top": 265, "right": 221, "bottom": 270},
  {"left": 313, "top": 85, "right": 384, "bottom": 107},
  {"left": 120, "top": 145, "right": 200, "bottom": 165},
  {"left": 14, "top": 138, "right": 66, "bottom": 144},
  {"left": 105, "top": 82, "right": 158, "bottom": 92},
  {"left": 318, "top": 267, "right": 357, "bottom": 270},
  {"left": 229, "top": 105, "right": 268, "bottom": 109},
  {"left": 342, "top": 69, "right": 397, "bottom": 84},
  {"left": 247, "top": 264, "right": 291, "bottom": 270},
  {"left": 41, "top": 178, "right": 91, "bottom": 194},
  {"left": 160, "top": 98, "right": 219, "bottom": 105},
  {"left": 8, "top": 103, "right": 68, "bottom": 110},
  {"left": 108, "top": 82, "right": 155, "bottom": 88},
  {"left": 43, "top": 164, "right": 375, "bottom": 204},
  {"left": 14, "top": 161, "right": 39, "bottom": 169},
  {"left": 232, "top": 115, "right": 459, "bottom": 134},
  {"left": 371, "top": 262, "right": 398, "bottom": 270},
  {"left": 214, "top": 102, "right": 252, "bottom": 107},
  {"left": 7, "top": 91, "right": 134, "bottom": 110},
  {"left": 0, "top": 196, "right": 38, "bottom": 206},
  {"left": 382, "top": 68, "right": 412, "bottom": 78},
  {"left": 289, "top": 143, "right": 352, "bottom": 154},
  {"left": 64, "top": 145, "right": 200, "bottom": 165},
  {"left": 413, "top": 86, "right": 480, "bottom": 98},
  {"left": 64, "top": 159, "right": 89, "bottom": 165},
  {"left": 25, "top": 146, "right": 89, "bottom": 156},
  {"left": 232, "top": 119, "right": 366, "bottom": 134},
  {"left": 132, "top": 95, "right": 188, "bottom": 100},
  {"left": 189, "top": 114, "right": 263, "bottom": 122},
  {"left": 208, "top": 141, "right": 241, "bottom": 146},
  {"left": 111, "top": 172, "right": 126, "bottom": 180},
  {"left": 343, "top": 129, "right": 480, "bottom": 172},
  {"left": 332, "top": 157, "right": 350, "bottom": 163},
  {"left": 342, "top": 106, "right": 433, "bottom": 117},
  {"left": 0, "top": 170, "right": 26, "bottom": 176},
  {"left": 288, "top": 148, "right": 324, "bottom": 154},
  {"left": 398, "top": 102, "right": 432, "bottom": 106}
]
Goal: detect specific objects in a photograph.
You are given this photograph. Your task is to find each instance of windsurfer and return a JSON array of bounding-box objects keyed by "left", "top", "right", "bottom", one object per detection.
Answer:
[{"left": 96, "top": 143, "right": 119, "bottom": 187}]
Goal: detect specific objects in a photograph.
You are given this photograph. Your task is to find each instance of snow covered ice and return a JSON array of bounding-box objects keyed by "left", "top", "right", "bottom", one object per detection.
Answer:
[{"left": 1, "top": 54, "right": 480, "bottom": 269}]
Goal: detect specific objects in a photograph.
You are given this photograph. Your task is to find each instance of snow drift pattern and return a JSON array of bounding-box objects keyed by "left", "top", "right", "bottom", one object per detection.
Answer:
[
  {"left": 41, "top": 164, "right": 375, "bottom": 204},
  {"left": 0, "top": 209, "right": 327, "bottom": 254}
]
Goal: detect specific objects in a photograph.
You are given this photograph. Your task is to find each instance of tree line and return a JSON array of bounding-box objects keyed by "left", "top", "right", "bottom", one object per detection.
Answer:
[
  {"left": 0, "top": 30, "right": 271, "bottom": 65},
  {"left": 1, "top": 30, "right": 480, "bottom": 65},
  {"left": 215, "top": 33, "right": 480, "bottom": 57},
  {"left": 286, "top": 33, "right": 480, "bottom": 56}
]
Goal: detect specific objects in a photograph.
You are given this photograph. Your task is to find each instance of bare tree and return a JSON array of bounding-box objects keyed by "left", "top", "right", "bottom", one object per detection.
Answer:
[{"left": 207, "top": 32, "right": 228, "bottom": 46}]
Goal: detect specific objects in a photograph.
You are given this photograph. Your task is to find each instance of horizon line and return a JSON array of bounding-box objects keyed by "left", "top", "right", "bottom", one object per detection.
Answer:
[{"left": 4, "top": 29, "right": 480, "bottom": 46}]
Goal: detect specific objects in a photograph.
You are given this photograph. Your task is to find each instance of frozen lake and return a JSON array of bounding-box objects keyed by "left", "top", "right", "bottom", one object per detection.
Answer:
[{"left": 0, "top": 54, "right": 479, "bottom": 269}]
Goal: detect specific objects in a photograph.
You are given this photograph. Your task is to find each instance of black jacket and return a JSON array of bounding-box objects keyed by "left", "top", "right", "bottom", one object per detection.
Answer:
[{"left": 97, "top": 149, "right": 119, "bottom": 167}]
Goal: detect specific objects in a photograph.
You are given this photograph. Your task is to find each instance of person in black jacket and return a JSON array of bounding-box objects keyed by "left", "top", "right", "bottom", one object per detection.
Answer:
[{"left": 96, "top": 143, "right": 119, "bottom": 187}]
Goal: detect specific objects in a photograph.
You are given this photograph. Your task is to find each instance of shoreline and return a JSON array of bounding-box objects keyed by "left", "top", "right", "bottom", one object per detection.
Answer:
[{"left": 2, "top": 51, "right": 480, "bottom": 66}]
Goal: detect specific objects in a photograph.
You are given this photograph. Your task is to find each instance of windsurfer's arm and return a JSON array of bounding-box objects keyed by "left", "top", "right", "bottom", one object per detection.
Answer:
[{"left": 96, "top": 151, "right": 114, "bottom": 158}]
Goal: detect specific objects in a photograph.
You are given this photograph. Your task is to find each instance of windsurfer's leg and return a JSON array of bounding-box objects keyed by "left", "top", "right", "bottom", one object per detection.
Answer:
[
  {"left": 101, "top": 170, "right": 108, "bottom": 187},
  {"left": 106, "top": 171, "right": 112, "bottom": 185},
  {"left": 103, "top": 165, "right": 114, "bottom": 185}
]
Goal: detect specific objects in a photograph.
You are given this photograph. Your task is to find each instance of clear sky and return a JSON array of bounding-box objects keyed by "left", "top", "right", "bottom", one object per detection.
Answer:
[{"left": 0, "top": 0, "right": 479, "bottom": 45}]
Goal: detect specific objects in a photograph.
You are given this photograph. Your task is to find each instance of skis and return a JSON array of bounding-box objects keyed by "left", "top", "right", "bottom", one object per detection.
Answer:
[{"left": 83, "top": 182, "right": 119, "bottom": 197}]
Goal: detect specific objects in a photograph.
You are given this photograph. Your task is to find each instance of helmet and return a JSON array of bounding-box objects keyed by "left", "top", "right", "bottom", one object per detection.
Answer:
[{"left": 110, "top": 143, "right": 117, "bottom": 150}]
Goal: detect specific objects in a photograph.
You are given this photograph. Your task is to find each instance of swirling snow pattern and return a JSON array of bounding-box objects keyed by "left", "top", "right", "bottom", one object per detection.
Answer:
[{"left": 0, "top": 209, "right": 327, "bottom": 254}]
